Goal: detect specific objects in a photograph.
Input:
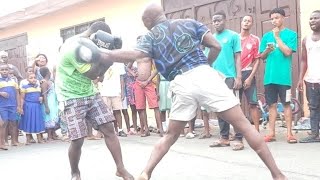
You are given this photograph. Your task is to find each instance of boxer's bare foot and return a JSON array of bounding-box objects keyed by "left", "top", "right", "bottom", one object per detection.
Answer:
[
  {"left": 71, "top": 173, "right": 81, "bottom": 180},
  {"left": 136, "top": 172, "right": 149, "bottom": 180},
  {"left": 115, "top": 167, "right": 134, "bottom": 180},
  {"left": 273, "top": 173, "right": 287, "bottom": 180}
]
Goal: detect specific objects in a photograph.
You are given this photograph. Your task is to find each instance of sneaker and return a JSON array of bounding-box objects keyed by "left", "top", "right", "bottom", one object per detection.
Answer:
[
  {"left": 299, "top": 135, "right": 320, "bottom": 143},
  {"left": 186, "top": 132, "right": 195, "bottom": 139},
  {"left": 118, "top": 131, "right": 127, "bottom": 137}
]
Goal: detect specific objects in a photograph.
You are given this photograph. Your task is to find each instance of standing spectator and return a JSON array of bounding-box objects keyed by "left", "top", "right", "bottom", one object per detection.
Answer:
[
  {"left": 298, "top": 10, "right": 320, "bottom": 143},
  {"left": 20, "top": 66, "right": 40, "bottom": 143},
  {"left": 33, "top": 53, "right": 56, "bottom": 81},
  {"left": 19, "top": 73, "right": 45, "bottom": 144},
  {"left": 40, "top": 67, "right": 59, "bottom": 141},
  {"left": 123, "top": 63, "right": 139, "bottom": 134},
  {"left": 157, "top": 74, "right": 171, "bottom": 132},
  {"left": 0, "top": 51, "right": 23, "bottom": 82},
  {"left": 209, "top": 11, "right": 244, "bottom": 150},
  {"left": 101, "top": 62, "right": 129, "bottom": 137},
  {"left": 260, "top": 8, "right": 298, "bottom": 143},
  {"left": 129, "top": 58, "right": 163, "bottom": 137},
  {"left": 5, "top": 69, "right": 22, "bottom": 146},
  {"left": 239, "top": 15, "right": 261, "bottom": 132},
  {"left": 0, "top": 63, "right": 21, "bottom": 149}
]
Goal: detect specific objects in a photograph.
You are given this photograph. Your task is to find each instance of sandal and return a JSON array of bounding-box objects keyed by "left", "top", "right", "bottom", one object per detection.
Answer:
[
  {"left": 231, "top": 141, "right": 244, "bottom": 151},
  {"left": 264, "top": 135, "right": 276, "bottom": 142},
  {"left": 287, "top": 135, "right": 297, "bottom": 144},
  {"left": 199, "top": 133, "right": 212, "bottom": 139},
  {"left": 118, "top": 131, "right": 127, "bottom": 137},
  {"left": 127, "top": 130, "right": 136, "bottom": 135},
  {"left": 209, "top": 139, "right": 230, "bottom": 147},
  {"left": 141, "top": 131, "right": 150, "bottom": 137},
  {"left": 11, "top": 142, "right": 25, "bottom": 146},
  {"left": 229, "top": 133, "right": 235, "bottom": 141}
]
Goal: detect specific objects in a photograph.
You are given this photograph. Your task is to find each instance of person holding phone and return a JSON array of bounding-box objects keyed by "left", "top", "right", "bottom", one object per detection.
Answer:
[{"left": 260, "top": 8, "right": 298, "bottom": 144}]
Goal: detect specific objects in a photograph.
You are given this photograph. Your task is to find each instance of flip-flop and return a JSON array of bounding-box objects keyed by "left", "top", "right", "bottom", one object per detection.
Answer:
[
  {"left": 287, "top": 135, "right": 297, "bottom": 144},
  {"left": 199, "top": 133, "right": 212, "bottom": 139},
  {"left": 11, "top": 142, "right": 25, "bottom": 147},
  {"left": 264, "top": 135, "right": 276, "bottom": 142},
  {"left": 231, "top": 141, "right": 244, "bottom": 151},
  {"left": 209, "top": 139, "right": 230, "bottom": 147}
]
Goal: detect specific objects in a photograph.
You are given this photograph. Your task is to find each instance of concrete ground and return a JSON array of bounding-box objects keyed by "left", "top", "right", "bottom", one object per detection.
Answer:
[{"left": 0, "top": 121, "right": 319, "bottom": 180}]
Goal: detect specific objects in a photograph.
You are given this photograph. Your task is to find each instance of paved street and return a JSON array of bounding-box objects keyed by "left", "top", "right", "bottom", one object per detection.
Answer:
[{"left": 1, "top": 125, "right": 320, "bottom": 180}]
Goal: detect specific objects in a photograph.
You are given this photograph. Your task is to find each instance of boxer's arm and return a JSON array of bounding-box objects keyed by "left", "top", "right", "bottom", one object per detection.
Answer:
[
  {"left": 99, "top": 49, "right": 149, "bottom": 64},
  {"left": 202, "top": 32, "right": 221, "bottom": 65}
]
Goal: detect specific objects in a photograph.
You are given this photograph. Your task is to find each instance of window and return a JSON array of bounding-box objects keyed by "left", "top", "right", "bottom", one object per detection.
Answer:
[{"left": 60, "top": 18, "right": 105, "bottom": 42}]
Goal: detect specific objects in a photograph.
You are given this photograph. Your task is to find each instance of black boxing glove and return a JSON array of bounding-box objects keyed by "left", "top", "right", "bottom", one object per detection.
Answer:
[
  {"left": 74, "top": 37, "right": 101, "bottom": 63},
  {"left": 90, "top": 30, "right": 122, "bottom": 50},
  {"left": 113, "top": 36, "right": 122, "bottom": 49}
]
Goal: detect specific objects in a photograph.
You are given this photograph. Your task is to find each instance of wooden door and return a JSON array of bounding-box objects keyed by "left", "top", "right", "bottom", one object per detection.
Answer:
[
  {"left": 0, "top": 33, "right": 28, "bottom": 78},
  {"left": 163, "top": 0, "right": 299, "bottom": 94},
  {"left": 162, "top": 0, "right": 300, "bottom": 116}
]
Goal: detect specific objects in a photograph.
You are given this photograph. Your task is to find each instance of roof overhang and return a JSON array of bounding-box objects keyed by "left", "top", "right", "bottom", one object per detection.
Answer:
[{"left": 0, "top": 0, "right": 89, "bottom": 30}]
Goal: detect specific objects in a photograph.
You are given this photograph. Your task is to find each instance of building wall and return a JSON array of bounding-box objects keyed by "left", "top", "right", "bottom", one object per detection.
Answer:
[
  {"left": 298, "top": 1, "right": 320, "bottom": 116},
  {"left": 0, "top": 0, "right": 160, "bottom": 67}
]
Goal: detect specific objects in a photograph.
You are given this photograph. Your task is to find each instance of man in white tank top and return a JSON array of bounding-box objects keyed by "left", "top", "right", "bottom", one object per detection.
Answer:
[{"left": 298, "top": 10, "right": 320, "bottom": 143}]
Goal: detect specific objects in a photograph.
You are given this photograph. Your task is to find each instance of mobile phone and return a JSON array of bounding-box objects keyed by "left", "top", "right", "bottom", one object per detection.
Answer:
[{"left": 267, "top": 42, "right": 275, "bottom": 49}]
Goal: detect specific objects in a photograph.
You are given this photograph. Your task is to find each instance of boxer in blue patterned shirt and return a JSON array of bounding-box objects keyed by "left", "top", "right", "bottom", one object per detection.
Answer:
[{"left": 80, "top": 4, "right": 287, "bottom": 180}]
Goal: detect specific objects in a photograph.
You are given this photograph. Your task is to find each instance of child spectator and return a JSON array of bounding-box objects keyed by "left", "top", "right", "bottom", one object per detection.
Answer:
[
  {"left": 124, "top": 63, "right": 138, "bottom": 134},
  {"left": 19, "top": 73, "right": 45, "bottom": 144},
  {"left": 40, "top": 67, "right": 59, "bottom": 141},
  {"left": 0, "top": 63, "right": 21, "bottom": 150}
]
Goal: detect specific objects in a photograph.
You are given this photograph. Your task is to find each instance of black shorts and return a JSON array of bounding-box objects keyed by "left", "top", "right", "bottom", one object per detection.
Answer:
[
  {"left": 239, "top": 70, "right": 258, "bottom": 105},
  {"left": 264, "top": 84, "right": 291, "bottom": 105}
]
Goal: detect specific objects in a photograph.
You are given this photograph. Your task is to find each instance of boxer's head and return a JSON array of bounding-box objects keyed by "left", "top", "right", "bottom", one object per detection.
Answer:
[
  {"left": 87, "top": 21, "right": 111, "bottom": 36},
  {"left": 142, "top": 3, "right": 166, "bottom": 30}
]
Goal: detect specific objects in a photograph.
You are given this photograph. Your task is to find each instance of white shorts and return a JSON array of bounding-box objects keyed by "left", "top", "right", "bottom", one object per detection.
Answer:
[
  {"left": 168, "top": 65, "right": 239, "bottom": 121},
  {"left": 103, "top": 96, "right": 128, "bottom": 110}
]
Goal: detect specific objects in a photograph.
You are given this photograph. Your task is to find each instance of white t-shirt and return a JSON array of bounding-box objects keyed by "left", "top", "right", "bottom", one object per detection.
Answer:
[
  {"left": 100, "top": 63, "right": 125, "bottom": 97},
  {"left": 305, "top": 36, "right": 320, "bottom": 83}
]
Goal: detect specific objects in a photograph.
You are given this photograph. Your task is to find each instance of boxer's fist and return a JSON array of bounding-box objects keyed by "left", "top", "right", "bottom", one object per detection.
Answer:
[
  {"left": 75, "top": 37, "right": 100, "bottom": 63},
  {"left": 90, "top": 30, "right": 122, "bottom": 50}
]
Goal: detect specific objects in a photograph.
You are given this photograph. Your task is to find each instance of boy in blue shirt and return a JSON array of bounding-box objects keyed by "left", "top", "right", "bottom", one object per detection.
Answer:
[{"left": 0, "top": 63, "right": 21, "bottom": 150}]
